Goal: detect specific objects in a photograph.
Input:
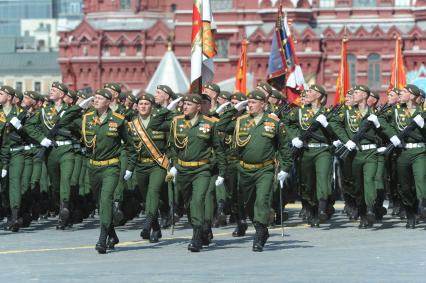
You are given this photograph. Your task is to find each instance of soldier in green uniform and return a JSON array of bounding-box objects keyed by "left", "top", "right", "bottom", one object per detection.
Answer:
[
  {"left": 330, "top": 85, "right": 381, "bottom": 228},
  {"left": 202, "top": 83, "right": 220, "bottom": 114},
  {"left": 128, "top": 93, "right": 170, "bottom": 243},
  {"left": 81, "top": 88, "right": 137, "bottom": 253},
  {"left": 168, "top": 94, "right": 224, "bottom": 252},
  {"left": 284, "top": 85, "right": 334, "bottom": 227},
  {"left": 378, "top": 84, "right": 426, "bottom": 228},
  {"left": 218, "top": 90, "right": 292, "bottom": 251}
]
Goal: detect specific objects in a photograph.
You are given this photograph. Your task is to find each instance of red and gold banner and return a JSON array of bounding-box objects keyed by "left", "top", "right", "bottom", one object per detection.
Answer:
[{"left": 334, "top": 37, "right": 349, "bottom": 105}]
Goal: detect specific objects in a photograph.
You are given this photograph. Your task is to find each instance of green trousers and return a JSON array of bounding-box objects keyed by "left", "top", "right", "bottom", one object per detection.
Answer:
[
  {"left": 88, "top": 164, "right": 120, "bottom": 227},
  {"left": 225, "top": 161, "right": 240, "bottom": 215},
  {"left": 175, "top": 170, "right": 211, "bottom": 226},
  {"left": 71, "top": 150, "right": 83, "bottom": 188},
  {"left": 375, "top": 154, "right": 385, "bottom": 191},
  {"left": 46, "top": 145, "right": 75, "bottom": 203},
  {"left": 396, "top": 148, "right": 426, "bottom": 208},
  {"left": 9, "top": 150, "right": 32, "bottom": 209},
  {"left": 239, "top": 165, "right": 274, "bottom": 225},
  {"left": 30, "top": 150, "right": 43, "bottom": 190},
  {"left": 113, "top": 150, "right": 128, "bottom": 202},
  {"left": 135, "top": 163, "right": 166, "bottom": 216},
  {"left": 351, "top": 149, "right": 378, "bottom": 208},
  {"left": 300, "top": 148, "right": 332, "bottom": 205},
  {"left": 205, "top": 174, "right": 216, "bottom": 225}
]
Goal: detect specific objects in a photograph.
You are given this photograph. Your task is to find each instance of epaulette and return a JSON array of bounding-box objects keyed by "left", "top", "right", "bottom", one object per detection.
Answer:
[
  {"left": 84, "top": 111, "right": 95, "bottom": 117},
  {"left": 173, "top": 114, "right": 184, "bottom": 121},
  {"left": 203, "top": 115, "right": 219, "bottom": 123},
  {"left": 112, "top": 111, "right": 125, "bottom": 120},
  {"left": 267, "top": 113, "right": 279, "bottom": 122},
  {"left": 236, "top": 113, "right": 250, "bottom": 122}
]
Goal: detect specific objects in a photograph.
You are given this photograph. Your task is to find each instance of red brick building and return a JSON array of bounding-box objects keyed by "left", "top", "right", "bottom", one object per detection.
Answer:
[{"left": 59, "top": 0, "right": 426, "bottom": 98}]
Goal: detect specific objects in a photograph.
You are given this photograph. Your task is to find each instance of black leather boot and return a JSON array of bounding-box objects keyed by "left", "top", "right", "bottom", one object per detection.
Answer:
[
  {"left": 9, "top": 208, "right": 20, "bottom": 232},
  {"left": 310, "top": 206, "right": 319, "bottom": 228},
  {"left": 252, "top": 222, "right": 267, "bottom": 252},
  {"left": 95, "top": 225, "right": 109, "bottom": 254},
  {"left": 232, "top": 218, "right": 248, "bottom": 237},
  {"left": 149, "top": 216, "right": 162, "bottom": 243},
  {"left": 112, "top": 201, "right": 124, "bottom": 227},
  {"left": 366, "top": 205, "right": 375, "bottom": 227},
  {"left": 201, "top": 223, "right": 213, "bottom": 246},
  {"left": 107, "top": 225, "right": 119, "bottom": 249},
  {"left": 57, "top": 201, "right": 70, "bottom": 230},
  {"left": 216, "top": 200, "right": 227, "bottom": 227},
  {"left": 406, "top": 206, "right": 416, "bottom": 229},
  {"left": 418, "top": 198, "right": 426, "bottom": 219},
  {"left": 188, "top": 226, "right": 202, "bottom": 252},
  {"left": 318, "top": 199, "right": 328, "bottom": 223},
  {"left": 140, "top": 214, "right": 153, "bottom": 240}
]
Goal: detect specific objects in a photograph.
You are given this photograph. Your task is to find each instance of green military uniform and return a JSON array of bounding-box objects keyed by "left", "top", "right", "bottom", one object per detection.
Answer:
[
  {"left": 81, "top": 88, "right": 136, "bottom": 253},
  {"left": 378, "top": 86, "right": 426, "bottom": 228},
  {"left": 129, "top": 93, "right": 168, "bottom": 242},
  {"left": 330, "top": 93, "right": 379, "bottom": 228},
  {"left": 169, "top": 94, "right": 224, "bottom": 252},
  {"left": 284, "top": 102, "right": 333, "bottom": 227}
]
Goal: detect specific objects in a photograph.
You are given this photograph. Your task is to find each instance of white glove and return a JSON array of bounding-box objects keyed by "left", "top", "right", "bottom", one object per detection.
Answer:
[
  {"left": 234, "top": 100, "right": 248, "bottom": 111},
  {"left": 344, "top": 140, "right": 357, "bottom": 151},
  {"left": 169, "top": 166, "right": 177, "bottom": 183},
  {"left": 40, "top": 137, "right": 53, "bottom": 148},
  {"left": 377, "top": 147, "right": 386, "bottom": 153},
  {"left": 167, "top": 97, "right": 183, "bottom": 111},
  {"left": 413, "top": 114, "right": 425, "bottom": 128},
  {"left": 316, "top": 114, "right": 328, "bottom": 128},
  {"left": 332, "top": 140, "right": 342, "bottom": 147},
  {"left": 1, "top": 169, "right": 7, "bottom": 178},
  {"left": 78, "top": 96, "right": 95, "bottom": 109},
  {"left": 123, "top": 170, "right": 133, "bottom": 181},
  {"left": 10, "top": 117, "right": 22, "bottom": 130},
  {"left": 277, "top": 171, "right": 288, "bottom": 182},
  {"left": 59, "top": 111, "right": 66, "bottom": 118},
  {"left": 215, "top": 176, "right": 225, "bottom": 186},
  {"left": 390, "top": 135, "right": 401, "bottom": 147},
  {"left": 215, "top": 102, "right": 230, "bottom": 114},
  {"left": 367, "top": 114, "right": 380, "bottom": 128},
  {"left": 291, "top": 137, "right": 303, "bottom": 148}
]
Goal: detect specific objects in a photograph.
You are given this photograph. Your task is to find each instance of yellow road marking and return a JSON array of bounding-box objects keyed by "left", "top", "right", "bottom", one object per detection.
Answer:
[{"left": 0, "top": 225, "right": 308, "bottom": 255}]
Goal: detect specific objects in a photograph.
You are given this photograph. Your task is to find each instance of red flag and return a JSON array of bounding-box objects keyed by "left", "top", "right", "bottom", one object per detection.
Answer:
[
  {"left": 190, "top": 0, "right": 216, "bottom": 94},
  {"left": 234, "top": 39, "right": 249, "bottom": 94},
  {"left": 389, "top": 37, "right": 406, "bottom": 90},
  {"left": 334, "top": 36, "right": 349, "bottom": 105}
]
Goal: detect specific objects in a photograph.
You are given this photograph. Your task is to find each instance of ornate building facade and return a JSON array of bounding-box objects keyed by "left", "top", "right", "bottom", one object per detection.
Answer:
[{"left": 59, "top": 0, "right": 426, "bottom": 97}]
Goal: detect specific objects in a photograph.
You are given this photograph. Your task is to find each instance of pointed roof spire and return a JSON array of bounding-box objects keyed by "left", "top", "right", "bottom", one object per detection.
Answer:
[{"left": 145, "top": 49, "right": 189, "bottom": 94}]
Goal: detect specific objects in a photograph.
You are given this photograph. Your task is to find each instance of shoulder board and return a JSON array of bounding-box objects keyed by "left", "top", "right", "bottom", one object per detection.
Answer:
[
  {"left": 396, "top": 104, "right": 400, "bottom": 109},
  {"left": 267, "top": 113, "right": 280, "bottom": 122},
  {"left": 112, "top": 111, "right": 125, "bottom": 120},
  {"left": 173, "top": 114, "right": 184, "bottom": 121},
  {"left": 237, "top": 113, "right": 250, "bottom": 121},
  {"left": 83, "top": 111, "right": 95, "bottom": 117},
  {"left": 203, "top": 115, "right": 219, "bottom": 123}
]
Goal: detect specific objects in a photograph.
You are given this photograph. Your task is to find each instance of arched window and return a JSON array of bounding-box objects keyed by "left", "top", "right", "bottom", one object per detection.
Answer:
[
  {"left": 368, "top": 53, "right": 381, "bottom": 90},
  {"left": 347, "top": 53, "right": 357, "bottom": 87}
]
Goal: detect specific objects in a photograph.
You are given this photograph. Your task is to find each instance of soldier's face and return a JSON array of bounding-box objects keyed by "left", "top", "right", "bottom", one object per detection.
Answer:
[
  {"left": 203, "top": 88, "right": 218, "bottom": 101},
  {"left": 231, "top": 99, "right": 240, "bottom": 106},
  {"left": 0, "top": 91, "right": 11, "bottom": 105},
  {"left": 217, "top": 96, "right": 227, "bottom": 105},
  {"left": 399, "top": 88, "right": 414, "bottom": 103},
  {"left": 268, "top": 96, "right": 278, "bottom": 105},
  {"left": 367, "top": 96, "right": 378, "bottom": 107},
  {"left": 49, "top": 87, "right": 64, "bottom": 101},
  {"left": 22, "top": 96, "right": 35, "bottom": 107},
  {"left": 352, "top": 90, "right": 367, "bottom": 104},
  {"left": 183, "top": 101, "right": 200, "bottom": 117},
  {"left": 63, "top": 95, "right": 74, "bottom": 105},
  {"left": 93, "top": 95, "right": 110, "bottom": 111},
  {"left": 247, "top": 99, "right": 265, "bottom": 115},
  {"left": 304, "top": 89, "right": 321, "bottom": 104},
  {"left": 137, "top": 100, "right": 152, "bottom": 116},
  {"left": 106, "top": 88, "right": 119, "bottom": 101},
  {"left": 124, "top": 98, "right": 134, "bottom": 108},
  {"left": 387, "top": 91, "right": 399, "bottom": 105},
  {"left": 155, "top": 89, "right": 169, "bottom": 105}
]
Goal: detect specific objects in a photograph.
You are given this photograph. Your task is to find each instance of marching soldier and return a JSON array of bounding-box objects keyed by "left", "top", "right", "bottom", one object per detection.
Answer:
[
  {"left": 378, "top": 84, "right": 426, "bottom": 228},
  {"left": 284, "top": 85, "right": 335, "bottom": 227},
  {"left": 129, "top": 93, "right": 170, "bottom": 243},
  {"left": 81, "top": 88, "right": 137, "bottom": 253},
  {"left": 168, "top": 94, "right": 224, "bottom": 252},
  {"left": 218, "top": 90, "right": 291, "bottom": 251},
  {"left": 330, "top": 85, "right": 381, "bottom": 228}
]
